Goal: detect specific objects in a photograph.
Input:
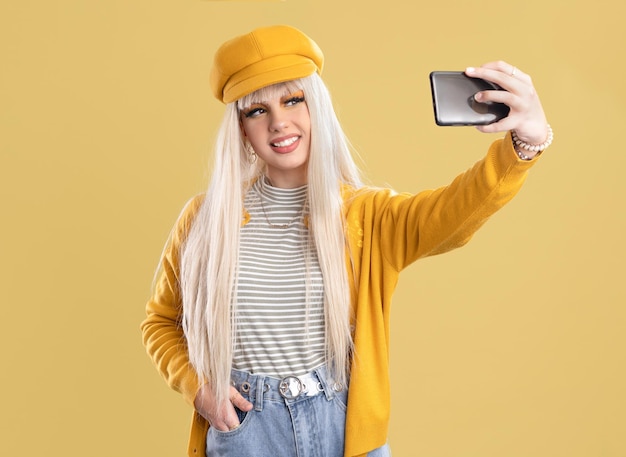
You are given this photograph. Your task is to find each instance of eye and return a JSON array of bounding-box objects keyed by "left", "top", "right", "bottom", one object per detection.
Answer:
[
  {"left": 242, "top": 106, "right": 266, "bottom": 118},
  {"left": 284, "top": 96, "right": 305, "bottom": 107}
]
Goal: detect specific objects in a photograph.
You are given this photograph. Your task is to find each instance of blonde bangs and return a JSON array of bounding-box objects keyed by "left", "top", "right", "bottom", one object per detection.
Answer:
[{"left": 237, "top": 80, "right": 305, "bottom": 111}]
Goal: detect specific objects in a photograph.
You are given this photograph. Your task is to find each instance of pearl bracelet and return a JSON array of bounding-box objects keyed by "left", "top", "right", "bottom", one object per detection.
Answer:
[
  {"left": 514, "top": 148, "right": 533, "bottom": 161},
  {"left": 511, "top": 124, "right": 554, "bottom": 155}
]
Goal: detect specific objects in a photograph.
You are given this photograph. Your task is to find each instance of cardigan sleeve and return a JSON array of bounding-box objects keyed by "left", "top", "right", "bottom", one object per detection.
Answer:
[
  {"left": 377, "top": 133, "right": 538, "bottom": 272},
  {"left": 140, "top": 195, "right": 205, "bottom": 406}
]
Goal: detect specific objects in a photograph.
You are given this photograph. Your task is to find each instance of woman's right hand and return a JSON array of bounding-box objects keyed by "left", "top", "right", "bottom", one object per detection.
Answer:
[
  {"left": 194, "top": 384, "right": 253, "bottom": 431},
  {"left": 465, "top": 62, "right": 549, "bottom": 149}
]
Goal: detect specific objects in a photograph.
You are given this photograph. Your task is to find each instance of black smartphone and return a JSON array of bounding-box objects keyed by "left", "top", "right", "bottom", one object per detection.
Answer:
[{"left": 429, "top": 71, "right": 510, "bottom": 126}]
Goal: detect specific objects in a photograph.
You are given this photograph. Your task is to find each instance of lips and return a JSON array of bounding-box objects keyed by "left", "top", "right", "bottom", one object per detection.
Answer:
[
  {"left": 271, "top": 136, "right": 298, "bottom": 147},
  {"left": 269, "top": 135, "right": 301, "bottom": 153}
]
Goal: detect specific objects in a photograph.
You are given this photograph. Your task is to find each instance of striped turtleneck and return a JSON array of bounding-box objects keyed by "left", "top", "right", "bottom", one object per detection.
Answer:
[{"left": 233, "top": 177, "right": 325, "bottom": 378}]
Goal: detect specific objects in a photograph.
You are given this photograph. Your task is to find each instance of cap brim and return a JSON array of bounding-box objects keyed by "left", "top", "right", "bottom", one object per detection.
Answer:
[{"left": 222, "top": 55, "right": 318, "bottom": 104}]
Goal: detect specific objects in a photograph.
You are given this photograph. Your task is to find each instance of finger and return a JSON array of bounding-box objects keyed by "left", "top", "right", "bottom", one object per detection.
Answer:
[
  {"left": 474, "top": 89, "right": 513, "bottom": 106},
  {"left": 473, "top": 90, "right": 522, "bottom": 124},
  {"left": 479, "top": 60, "right": 529, "bottom": 79},
  {"left": 211, "top": 408, "right": 241, "bottom": 432},
  {"left": 223, "top": 401, "right": 242, "bottom": 429},
  {"left": 475, "top": 119, "right": 514, "bottom": 134},
  {"left": 473, "top": 82, "right": 538, "bottom": 120},
  {"left": 466, "top": 65, "right": 530, "bottom": 91},
  {"left": 211, "top": 417, "right": 232, "bottom": 432},
  {"left": 229, "top": 387, "right": 254, "bottom": 411},
  {"left": 479, "top": 60, "right": 514, "bottom": 73}
]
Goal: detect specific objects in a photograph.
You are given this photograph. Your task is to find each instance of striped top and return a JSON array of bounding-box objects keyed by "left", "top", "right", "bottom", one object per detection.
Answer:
[{"left": 233, "top": 177, "right": 326, "bottom": 378}]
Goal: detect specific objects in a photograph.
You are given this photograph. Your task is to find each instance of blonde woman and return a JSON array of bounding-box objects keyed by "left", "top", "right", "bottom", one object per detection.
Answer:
[{"left": 142, "top": 25, "right": 552, "bottom": 457}]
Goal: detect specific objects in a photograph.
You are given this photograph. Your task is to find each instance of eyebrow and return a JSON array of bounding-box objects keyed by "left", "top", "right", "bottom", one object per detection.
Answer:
[{"left": 238, "top": 84, "right": 304, "bottom": 109}]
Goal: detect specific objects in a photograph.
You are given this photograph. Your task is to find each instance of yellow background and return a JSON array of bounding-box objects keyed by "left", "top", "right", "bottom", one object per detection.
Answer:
[{"left": 1, "top": 0, "right": 625, "bottom": 456}]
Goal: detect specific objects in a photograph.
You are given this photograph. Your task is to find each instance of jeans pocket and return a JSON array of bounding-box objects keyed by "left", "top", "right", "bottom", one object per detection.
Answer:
[{"left": 209, "top": 411, "right": 253, "bottom": 440}]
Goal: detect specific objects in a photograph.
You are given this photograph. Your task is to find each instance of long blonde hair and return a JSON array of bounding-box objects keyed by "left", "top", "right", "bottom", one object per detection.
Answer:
[{"left": 180, "top": 73, "right": 363, "bottom": 407}]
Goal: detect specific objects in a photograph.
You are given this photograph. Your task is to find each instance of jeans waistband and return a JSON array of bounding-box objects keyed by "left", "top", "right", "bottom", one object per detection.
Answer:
[{"left": 230, "top": 365, "right": 346, "bottom": 410}]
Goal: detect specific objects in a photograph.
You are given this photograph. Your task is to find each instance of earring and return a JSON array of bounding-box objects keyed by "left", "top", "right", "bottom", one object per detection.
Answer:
[{"left": 245, "top": 142, "right": 257, "bottom": 164}]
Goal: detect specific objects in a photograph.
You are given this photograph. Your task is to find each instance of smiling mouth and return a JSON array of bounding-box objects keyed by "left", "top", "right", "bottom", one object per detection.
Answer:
[{"left": 271, "top": 137, "right": 299, "bottom": 148}]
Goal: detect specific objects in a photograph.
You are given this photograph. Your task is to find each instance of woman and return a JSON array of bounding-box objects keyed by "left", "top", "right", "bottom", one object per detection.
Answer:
[{"left": 141, "top": 24, "right": 552, "bottom": 457}]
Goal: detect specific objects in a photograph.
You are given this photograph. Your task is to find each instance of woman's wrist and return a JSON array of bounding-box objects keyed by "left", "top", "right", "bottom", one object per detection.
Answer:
[
  {"left": 511, "top": 124, "right": 554, "bottom": 160},
  {"left": 511, "top": 124, "right": 553, "bottom": 160}
]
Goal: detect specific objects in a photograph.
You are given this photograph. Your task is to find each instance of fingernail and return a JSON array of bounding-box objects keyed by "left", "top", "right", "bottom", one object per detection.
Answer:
[
  {"left": 466, "top": 67, "right": 476, "bottom": 74},
  {"left": 474, "top": 92, "right": 483, "bottom": 101}
]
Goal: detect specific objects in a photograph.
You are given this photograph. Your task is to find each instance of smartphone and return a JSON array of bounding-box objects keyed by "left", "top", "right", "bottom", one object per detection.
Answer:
[{"left": 429, "top": 71, "right": 510, "bottom": 126}]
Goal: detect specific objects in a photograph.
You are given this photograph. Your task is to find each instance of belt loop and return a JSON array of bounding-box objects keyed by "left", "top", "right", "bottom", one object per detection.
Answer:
[
  {"left": 255, "top": 376, "right": 264, "bottom": 412},
  {"left": 315, "top": 366, "right": 334, "bottom": 401}
]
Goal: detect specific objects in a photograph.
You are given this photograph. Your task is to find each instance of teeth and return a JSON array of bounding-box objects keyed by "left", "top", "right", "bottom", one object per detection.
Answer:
[{"left": 272, "top": 137, "right": 298, "bottom": 147}]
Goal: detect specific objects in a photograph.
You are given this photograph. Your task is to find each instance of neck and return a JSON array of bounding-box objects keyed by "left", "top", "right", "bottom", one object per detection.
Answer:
[{"left": 265, "top": 170, "right": 308, "bottom": 189}]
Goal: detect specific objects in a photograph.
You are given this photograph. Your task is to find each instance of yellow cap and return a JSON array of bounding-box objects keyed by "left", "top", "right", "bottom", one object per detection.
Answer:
[{"left": 209, "top": 25, "right": 324, "bottom": 104}]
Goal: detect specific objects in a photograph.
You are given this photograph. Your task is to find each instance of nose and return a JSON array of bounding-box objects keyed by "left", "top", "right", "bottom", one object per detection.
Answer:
[{"left": 269, "top": 108, "right": 289, "bottom": 131}]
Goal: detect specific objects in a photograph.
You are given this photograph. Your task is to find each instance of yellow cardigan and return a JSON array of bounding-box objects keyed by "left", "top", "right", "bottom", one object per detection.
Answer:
[{"left": 141, "top": 134, "right": 537, "bottom": 457}]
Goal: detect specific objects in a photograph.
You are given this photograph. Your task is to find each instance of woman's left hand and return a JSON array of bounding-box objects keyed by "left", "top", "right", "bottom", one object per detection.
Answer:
[{"left": 465, "top": 61, "right": 549, "bottom": 146}]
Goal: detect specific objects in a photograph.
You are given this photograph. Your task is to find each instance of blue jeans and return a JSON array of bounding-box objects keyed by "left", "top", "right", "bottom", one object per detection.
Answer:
[{"left": 205, "top": 365, "right": 391, "bottom": 457}]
